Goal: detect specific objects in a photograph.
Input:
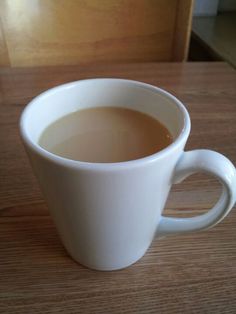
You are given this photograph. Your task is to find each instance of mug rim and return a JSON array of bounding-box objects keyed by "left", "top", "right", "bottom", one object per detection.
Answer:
[{"left": 20, "top": 78, "right": 191, "bottom": 170}]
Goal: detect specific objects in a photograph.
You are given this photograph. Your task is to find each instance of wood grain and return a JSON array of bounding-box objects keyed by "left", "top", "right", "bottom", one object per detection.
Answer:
[
  {"left": 0, "top": 0, "right": 193, "bottom": 67},
  {"left": 0, "top": 15, "right": 9, "bottom": 66},
  {"left": 0, "top": 62, "right": 236, "bottom": 313},
  {"left": 172, "top": 0, "right": 194, "bottom": 61}
]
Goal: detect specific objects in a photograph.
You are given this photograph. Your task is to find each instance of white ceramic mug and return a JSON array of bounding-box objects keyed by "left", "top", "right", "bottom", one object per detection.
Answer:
[{"left": 20, "top": 79, "right": 236, "bottom": 271}]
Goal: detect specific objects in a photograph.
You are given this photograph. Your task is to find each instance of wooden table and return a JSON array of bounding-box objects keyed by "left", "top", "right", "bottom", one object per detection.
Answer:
[{"left": 1, "top": 62, "right": 236, "bottom": 313}]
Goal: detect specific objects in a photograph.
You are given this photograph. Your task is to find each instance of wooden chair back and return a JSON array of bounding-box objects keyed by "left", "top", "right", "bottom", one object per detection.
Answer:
[{"left": 0, "top": 0, "right": 193, "bottom": 67}]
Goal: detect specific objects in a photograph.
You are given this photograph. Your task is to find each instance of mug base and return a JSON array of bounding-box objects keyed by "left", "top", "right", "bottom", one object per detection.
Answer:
[{"left": 66, "top": 248, "right": 148, "bottom": 271}]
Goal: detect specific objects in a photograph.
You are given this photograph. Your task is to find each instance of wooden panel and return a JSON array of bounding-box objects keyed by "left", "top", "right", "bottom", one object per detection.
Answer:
[
  {"left": 172, "top": 0, "right": 194, "bottom": 61},
  {"left": 1, "top": 62, "right": 236, "bottom": 313},
  {"left": 0, "top": 0, "right": 192, "bottom": 67},
  {"left": 0, "top": 16, "right": 10, "bottom": 66}
]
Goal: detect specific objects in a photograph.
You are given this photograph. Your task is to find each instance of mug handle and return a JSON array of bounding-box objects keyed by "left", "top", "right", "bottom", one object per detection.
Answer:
[{"left": 158, "top": 150, "right": 236, "bottom": 236}]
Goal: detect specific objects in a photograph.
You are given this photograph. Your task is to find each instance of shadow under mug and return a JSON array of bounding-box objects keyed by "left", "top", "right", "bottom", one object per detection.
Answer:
[{"left": 20, "top": 79, "right": 236, "bottom": 271}]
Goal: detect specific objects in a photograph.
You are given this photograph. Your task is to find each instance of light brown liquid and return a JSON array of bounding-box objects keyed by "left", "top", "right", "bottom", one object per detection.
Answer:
[{"left": 39, "top": 107, "right": 173, "bottom": 163}]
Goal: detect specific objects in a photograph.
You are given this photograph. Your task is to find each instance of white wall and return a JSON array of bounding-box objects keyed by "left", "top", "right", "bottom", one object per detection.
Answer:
[
  {"left": 194, "top": 0, "right": 236, "bottom": 16},
  {"left": 193, "top": 0, "right": 219, "bottom": 16}
]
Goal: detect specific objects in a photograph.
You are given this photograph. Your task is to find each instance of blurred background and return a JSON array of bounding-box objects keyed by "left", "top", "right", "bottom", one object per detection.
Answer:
[
  {"left": 190, "top": 0, "right": 236, "bottom": 67},
  {"left": 0, "top": 0, "right": 235, "bottom": 68}
]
